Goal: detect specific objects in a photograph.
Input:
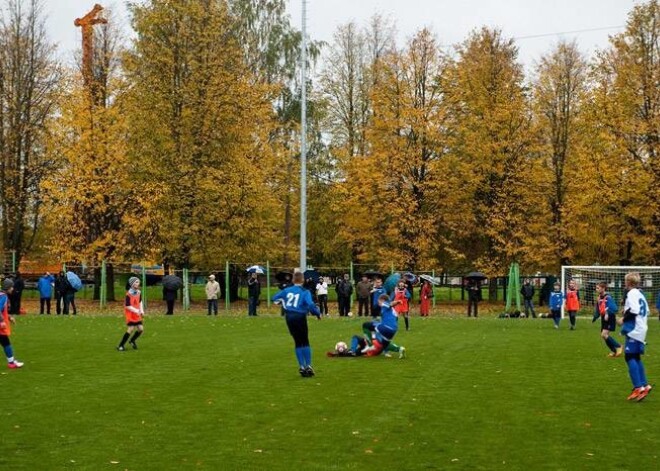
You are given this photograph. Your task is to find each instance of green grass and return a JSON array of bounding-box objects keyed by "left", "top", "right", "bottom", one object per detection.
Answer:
[{"left": 1, "top": 310, "right": 658, "bottom": 470}]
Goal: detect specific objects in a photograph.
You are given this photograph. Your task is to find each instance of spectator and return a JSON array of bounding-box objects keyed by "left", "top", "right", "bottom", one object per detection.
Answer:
[
  {"left": 467, "top": 279, "right": 481, "bottom": 317},
  {"left": 205, "top": 274, "right": 220, "bottom": 316},
  {"left": 420, "top": 279, "right": 433, "bottom": 317},
  {"left": 335, "top": 274, "right": 353, "bottom": 317},
  {"left": 316, "top": 277, "right": 329, "bottom": 316},
  {"left": 54, "top": 271, "right": 67, "bottom": 315},
  {"left": 247, "top": 272, "right": 260, "bottom": 316},
  {"left": 163, "top": 285, "right": 177, "bottom": 315},
  {"left": 37, "top": 272, "right": 55, "bottom": 315},
  {"left": 521, "top": 279, "right": 536, "bottom": 318},
  {"left": 304, "top": 278, "right": 317, "bottom": 304},
  {"left": 356, "top": 275, "right": 372, "bottom": 317},
  {"left": 63, "top": 273, "right": 77, "bottom": 315},
  {"left": 9, "top": 272, "right": 24, "bottom": 315}
]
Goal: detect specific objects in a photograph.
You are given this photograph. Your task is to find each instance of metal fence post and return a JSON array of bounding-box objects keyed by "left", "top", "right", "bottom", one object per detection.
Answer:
[
  {"left": 141, "top": 265, "right": 147, "bottom": 310},
  {"left": 225, "top": 261, "right": 230, "bottom": 312},
  {"left": 266, "top": 260, "right": 271, "bottom": 308},
  {"left": 183, "top": 268, "right": 190, "bottom": 311},
  {"left": 432, "top": 269, "right": 436, "bottom": 307}
]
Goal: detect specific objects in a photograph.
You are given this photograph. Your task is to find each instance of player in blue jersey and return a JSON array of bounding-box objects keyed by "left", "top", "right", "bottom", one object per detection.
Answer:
[
  {"left": 362, "top": 294, "right": 402, "bottom": 357},
  {"left": 360, "top": 320, "right": 406, "bottom": 358},
  {"left": 370, "top": 277, "right": 386, "bottom": 318},
  {"left": 548, "top": 282, "right": 564, "bottom": 329},
  {"left": 272, "top": 272, "right": 321, "bottom": 377},
  {"left": 617, "top": 272, "right": 652, "bottom": 401},
  {"left": 592, "top": 281, "right": 622, "bottom": 357}
]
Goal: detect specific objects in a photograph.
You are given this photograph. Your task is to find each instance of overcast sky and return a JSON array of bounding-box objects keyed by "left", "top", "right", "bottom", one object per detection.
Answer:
[{"left": 45, "top": 0, "right": 638, "bottom": 70}]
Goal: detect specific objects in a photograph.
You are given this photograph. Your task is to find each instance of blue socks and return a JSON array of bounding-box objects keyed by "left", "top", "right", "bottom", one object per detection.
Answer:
[
  {"left": 295, "top": 347, "right": 304, "bottom": 367},
  {"left": 627, "top": 358, "right": 647, "bottom": 388},
  {"left": 3, "top": 344, "right": 13, "bottom": 359},
  {"left": 294, "top": 347, "right": 312, "bottom": 367}
]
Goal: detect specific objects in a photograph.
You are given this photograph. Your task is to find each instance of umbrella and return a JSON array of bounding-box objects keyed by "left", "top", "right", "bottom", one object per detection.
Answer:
[
  {"left": 66, "top": 271, "right": 82, "bottom": 291},
  {"left": 246, "top": 265, "right": 266, "bottom": 275},
  {"left": 384, "top": 273, "right": 401, "bottom": 295},
  {"left": 362, "top": 270, "right": 384, "bottom": 280},
  {"left": 303, "top": 269, "right": 320, "bottom": 284},
  {"left": 403, "top": 272, "right": 418, "bottom": 285},
  {"left": 275, "top": 271, "right": 293, "bottom": 284},
  {"left": 420, "top": 274, "right": 441, "bottom": 286},
  {"left": 162, "top": 274, "right": 183, "bottom": 290},
  {"left": 465, "top": 271, "right": 487, "bottom": 282}
]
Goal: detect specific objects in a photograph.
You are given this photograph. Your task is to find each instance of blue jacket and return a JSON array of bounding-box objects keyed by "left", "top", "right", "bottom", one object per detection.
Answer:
[
  {"left": 272, "top": 285, "right": 320, "bottom": 318},
  {"left": 372, "top": 287, "right": 386, "bottom": 308},
  {"left": 38, "top": 275, "right": 54, "bottom": 298},
  {"left": 549, "top": 291, "right": 564, "bottom": 310},
  {"left": 656, "top": 290, "right": 660, "bottom": 312}
]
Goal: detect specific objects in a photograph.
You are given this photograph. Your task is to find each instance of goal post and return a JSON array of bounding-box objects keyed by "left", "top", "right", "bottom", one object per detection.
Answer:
[{"left": 560, "top": 266, "right": 660, "bottom": 319}]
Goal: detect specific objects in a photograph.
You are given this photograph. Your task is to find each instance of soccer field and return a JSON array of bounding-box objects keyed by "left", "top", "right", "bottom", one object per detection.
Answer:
[{"left": 1, "top": 313, "right": 658, "bottom": 470}]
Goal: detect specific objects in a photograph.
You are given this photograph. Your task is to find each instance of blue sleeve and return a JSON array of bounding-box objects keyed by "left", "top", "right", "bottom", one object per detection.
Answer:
[
  {"left": 272, "top": 290, "right": 285, "bottom": 303},
  {"left": 303, "top": 290, "right": 320, "bottom": 317},
  {"left": 607, "top": 296, "right": 618, "bottom": 314},
  {"left": 0, "top": 294, "right": 6, "bottom": 311},
  {"left": 656, "top": 292, "right": 660, "bottom": 310}
]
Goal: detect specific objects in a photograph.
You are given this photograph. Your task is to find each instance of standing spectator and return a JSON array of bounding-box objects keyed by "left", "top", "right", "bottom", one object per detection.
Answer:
[
  {"left": 420, "top": 279, "right": 433, "bottom": 317},
  {"left": 54, "top": 271, "right": 67, "bottom": 315},
  {"left": 356, "top": 275, "right": 372, "bottom": 317},
  {"left": 38, "top": 272, "right": 55, "bottom": 315},
  {"left": 335, "top": 274, "right": 353, "bottom": 317},
  {"left": 247, "top": 272, "right": 261, "bottom": 316},
  {"left": 316, "top": 277, "right": 329, "bottom": 316},
  {"left": 205, "top": 274, "right": 220, "bottom": 316},
  {"left": 565, "top": 279, "right": 580, "bottom": 330},
  {"left": 63, "top": 273, "right": 77, "bottom": 315},
  {"left": 0, "top": 279, "right": 24, "bottom": 368},
  {"left": 163, "top": 285, "right": 177, "bottom": 315},
  {"left": 304, "top": 277, "right": 317, "bottom": 304},
  {"left": 521, "top": 279, "right": 536, "bottom": 318},
  {"left": 272, "top": 272, "right": 321, "bottom": 377},
  {"left": 467, "top": 279, "right": 481, "bottom": 317},
  {"left": 371, "top": 277, "right": 386, "bottom": 318},
  {"left": 9, "top": 272, "right": 24, "bottom": 315}
]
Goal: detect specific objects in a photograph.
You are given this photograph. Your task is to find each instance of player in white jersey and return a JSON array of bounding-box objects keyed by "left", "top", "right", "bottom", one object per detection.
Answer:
[{"left": 618, "top": 272, "right": 652, "bottom": 401}]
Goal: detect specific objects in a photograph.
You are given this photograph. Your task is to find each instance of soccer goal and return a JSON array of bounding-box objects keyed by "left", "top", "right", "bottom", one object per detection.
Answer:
[{"left": 560, "top": 266, "right": 660, "bottom": 318}]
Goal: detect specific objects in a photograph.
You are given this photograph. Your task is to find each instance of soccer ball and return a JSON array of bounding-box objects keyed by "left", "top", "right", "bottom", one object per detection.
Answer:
[
  {"left": 347, "top": 311, "right": 353, "bottom": 317},
  {"left": 335, "top": 341, "right": 348, "bottom": 354}
]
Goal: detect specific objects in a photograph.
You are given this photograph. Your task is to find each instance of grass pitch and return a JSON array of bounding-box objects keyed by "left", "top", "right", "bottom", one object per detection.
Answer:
[{"left": 0, "top": 311, "right": 658, "bottom": 470}]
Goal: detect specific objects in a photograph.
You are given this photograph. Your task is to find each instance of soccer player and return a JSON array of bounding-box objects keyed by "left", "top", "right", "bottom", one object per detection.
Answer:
[
  {"left": 117, "top": 277, "right": 145, "bottom": 351},
  {"left": 617, "top": 272, "right": 652, "bottom": 401},
  {"left": 272, "top": 272, "right": 321, "bottom": 377},
  {"left": 565, "top": 279, "right": 580, "bottom": 330},
  {"left": 592, "top": 281, "right": 622, "bottom": 357},
  {"left": 655, "top": 289, "right": 660, "bottom": 321},
  {"left": 390, "top": 280, "right": 411, "bottom": 331},
  {"left": 0, "top": 279, "right": 24, "bottom": 369},
  {"left": 362, "top": 294, "right": 402, "bottom": 357},
  {"left": 548, "top": 282, "right": 564, "bottom": 329}
]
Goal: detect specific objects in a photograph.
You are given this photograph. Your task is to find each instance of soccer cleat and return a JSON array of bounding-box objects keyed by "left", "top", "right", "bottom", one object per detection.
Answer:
[
  {"left": 636, "top": 387, "right": 650, "bottom": 402},
  {"left": 117, "top": 346, "right": 125, "bottom": 352},
  {"left": 383, "top": 352, "right": 392, "bottom": 358},
  {"left": 612, "top": 347, "right": 623, "bottom": 358},
  {"left": 299, "top": 367, "right": 308, "bottom": 377},
  {"left": 130, "top": 341, "right": 138, "bottom": 350},
  {"left": 7, "top": 361, "right": 23, "bottom": 369},
  {"left": 399, "top": 347, "right": 406, "bottom": 359},
  {"left": 627, "top": 387, "right": 644, "bottom": 401},
  {"left": 305, "top": 366, "right": 315, "bottom": 377}
]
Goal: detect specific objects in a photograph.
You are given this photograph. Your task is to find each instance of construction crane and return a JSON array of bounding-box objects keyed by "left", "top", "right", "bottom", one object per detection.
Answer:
[{"left": 74, "top": 4, "right": 107, "bottom": 98}]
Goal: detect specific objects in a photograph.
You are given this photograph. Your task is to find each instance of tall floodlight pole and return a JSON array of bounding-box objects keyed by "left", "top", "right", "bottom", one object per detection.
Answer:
[{"left": 300, "top": 0, "right": 308, "bottom": 272}]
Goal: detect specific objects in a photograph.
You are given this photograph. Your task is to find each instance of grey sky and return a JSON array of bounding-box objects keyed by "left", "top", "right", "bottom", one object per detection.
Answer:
[{"left": 46, "top": 0, "right": 638, "bottom": 69}]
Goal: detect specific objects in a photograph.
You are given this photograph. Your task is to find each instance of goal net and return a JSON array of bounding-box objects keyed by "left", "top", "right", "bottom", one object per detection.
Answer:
[{"left": 560, "top": 266, "right": 660, "bottom": 318}]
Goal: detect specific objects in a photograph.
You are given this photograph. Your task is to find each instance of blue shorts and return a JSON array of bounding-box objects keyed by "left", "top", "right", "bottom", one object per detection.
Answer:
[
  {"left": 375, "top": 324, "right": 397, "bottom": 342},
  {"left": 624, "top": 337, "right": 645, "bottom": 355}
]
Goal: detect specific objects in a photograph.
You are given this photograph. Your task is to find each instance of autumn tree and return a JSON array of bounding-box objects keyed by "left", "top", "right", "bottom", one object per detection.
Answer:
[
  {"left": 532, "top": 40, "right": 588, "bottom": 269},
  {"left": 125, "top": 0, "right": 280, "bottom": 269},
  {"left": 443, "top": 28, "right": 536, "bottom": 275},
  {"left": 586, "top": 0, "right": 660, "bottom": 264},
  {"left": 0, "top": 0, "right": 59, "bottom": 267}
]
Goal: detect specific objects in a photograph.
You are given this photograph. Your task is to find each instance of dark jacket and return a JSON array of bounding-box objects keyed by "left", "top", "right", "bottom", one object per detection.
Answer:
[
  {"left": 336, "top": 279, "right": 353, "bottom": 298},
  {"left": 467, "top": 283, "right": 481, "bottom": 301},
  {"left": 248, "top": 278, "right": 261, "bottom": 298},
  {"left": 521, "top": 284, "right": 535, "bottom": 300},
  {"left": 55, "top": 275, "right": 68, "bottom": 295}
]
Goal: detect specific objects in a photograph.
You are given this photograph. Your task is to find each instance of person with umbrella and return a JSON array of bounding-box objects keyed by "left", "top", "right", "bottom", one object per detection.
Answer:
[
  {"left": 162, "top": 274, "right": 182, "bottom": 315},
  {"left": 272, "top": 272, "right": 321, "bottom": 377},
  {"left": 419, "top": 277, "right": 433, "bottom": 317},
  {"left": 247, "top": 267, "right": 263, "bottom": 317},
  {"left": 63, "top": 271, "right": 80, "bottom": 315},
  {"left": 465, "top": 272, "right": 486, "bottom": 318}
]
